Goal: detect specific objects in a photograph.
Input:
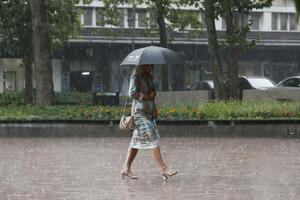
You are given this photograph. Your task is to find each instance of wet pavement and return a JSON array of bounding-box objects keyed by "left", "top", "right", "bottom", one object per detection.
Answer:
[{"left": 0, "top": 137, "right": 299, "bottom": 200}]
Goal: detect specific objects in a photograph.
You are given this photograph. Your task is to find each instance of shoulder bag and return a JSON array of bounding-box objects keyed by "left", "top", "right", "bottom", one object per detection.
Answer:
[{"left": 119, "top": 96, "right": 134, "bottom": 131}]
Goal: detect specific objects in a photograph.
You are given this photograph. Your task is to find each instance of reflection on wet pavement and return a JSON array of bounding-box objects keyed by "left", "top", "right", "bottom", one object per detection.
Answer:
[{"left": 0, "top": 137, "right": 299, "bottom": 200}]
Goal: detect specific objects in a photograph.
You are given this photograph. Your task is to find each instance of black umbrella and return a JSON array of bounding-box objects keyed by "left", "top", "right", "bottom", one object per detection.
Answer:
[{"left": 119, "top": 45, "right": 184, "bottom": 66}]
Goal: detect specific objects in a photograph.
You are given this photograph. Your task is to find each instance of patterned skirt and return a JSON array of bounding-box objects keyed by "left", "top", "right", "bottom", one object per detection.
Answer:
[{"left": 130, "top": 113, "right": 160, "bottom": 149}]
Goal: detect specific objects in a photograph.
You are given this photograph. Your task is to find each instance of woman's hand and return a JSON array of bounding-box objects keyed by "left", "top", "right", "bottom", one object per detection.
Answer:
[
  {"left": 141, "top": 90, "right": 156, "bottom": 100},
  {"left": 148, "top": 90, "right": 156, "bottom": 100}
]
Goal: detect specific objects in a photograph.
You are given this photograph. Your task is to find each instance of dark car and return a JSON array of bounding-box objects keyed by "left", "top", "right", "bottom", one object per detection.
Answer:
[
  {"left": 186, "top": 80, "right": 214, "bottom": 91},
  {"left": 186, "top": 80, "right": 215, "bottom": 98},
  {"left": 277, "top": 76, "right": 300, "bottom": 88}
]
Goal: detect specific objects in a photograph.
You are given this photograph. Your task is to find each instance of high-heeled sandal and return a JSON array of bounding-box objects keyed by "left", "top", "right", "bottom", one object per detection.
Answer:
[
  {"left": 121, "top": 170, "right": 138, "bottom": 179},
  {"left": 160, "top": 166, "right": 178, "bottom": 180}
]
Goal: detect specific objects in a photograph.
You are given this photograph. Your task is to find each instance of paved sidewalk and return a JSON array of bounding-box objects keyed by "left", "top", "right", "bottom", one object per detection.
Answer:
[{"left": 0, "top": 137, "right": 299, "bottom": 200}]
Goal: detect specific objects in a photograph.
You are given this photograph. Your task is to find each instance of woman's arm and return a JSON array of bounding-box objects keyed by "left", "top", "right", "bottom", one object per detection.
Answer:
[
  {"left": 129, "top": 75, "right": 156, "bottom": 100},
  {"left": 128, "top": 75, "right": 141, "bottom": 100}
]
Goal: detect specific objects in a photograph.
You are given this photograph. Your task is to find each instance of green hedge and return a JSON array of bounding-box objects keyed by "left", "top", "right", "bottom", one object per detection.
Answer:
[
  {"left": 0, "top": 91, "right": 26, "bottom": 105},
  {"left": 0, "top": 101, "right": 299, "bottom": 120},
  {"left": 0, "top": 91, "right": 93, "bottom": 106}
]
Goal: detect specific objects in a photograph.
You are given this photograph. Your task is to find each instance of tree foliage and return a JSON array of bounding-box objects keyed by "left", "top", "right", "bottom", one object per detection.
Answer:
[
  {"left": 187, "top": 0, "right": 272, "bottom": 100},
  {"left": 292, "top": 0, "right": 300, "bottom": 20},
  {"left": 0, "top": 0, "right": 31, "bottom": 56},
  {"left": 0, "top": 0, "right": 92, "bottom": 53},
  {"left": 99, "top": 0, "right": 202, "bottom": 40},
  {"left": 0, "top": 0, "right": 92, "bottom": 105},
  {"left": 0, "top": 0, "right": 35, "bottom": 103},
  {"left": 217, "top": 0, "right": 272, "bottom": 48},
  {"left": 201, "top": 0, "right": 226, "bottom": 99},
  {"left": 99, "top": 0, "right": 203, "bottom": 90},
  {"left": 219, "top": 0, "right": 272, "bottom": 100}
]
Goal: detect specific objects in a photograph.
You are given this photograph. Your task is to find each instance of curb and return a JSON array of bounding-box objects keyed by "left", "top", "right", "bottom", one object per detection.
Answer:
[{"left": 0, "top": 119, "right": 299, "bottom": 137}]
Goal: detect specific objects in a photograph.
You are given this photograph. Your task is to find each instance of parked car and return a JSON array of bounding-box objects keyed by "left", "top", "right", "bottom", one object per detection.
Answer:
[
  {"left": 225, "top": 76, "right": 276, "bottom": 99},
  {"left": 186, "top": 76, "right": 276, "bottom": 99},
  {"left": 186, "top": 80, "right": 214, "bottom": 91},
  {"left": 277, "top": 76, "right": 300, "bottom": 88},
  {"left": 186, "top": 80, "right": 214, "bottom": 98},
  {"left": 187, "top": 76, "right": 276, "bottom": 91},
  {"left": 237, "top": 76, "right": 276, "bottom": 90}
]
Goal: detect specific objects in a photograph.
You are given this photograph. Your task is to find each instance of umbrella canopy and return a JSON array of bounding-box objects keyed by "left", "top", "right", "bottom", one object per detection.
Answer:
[{"left": 120, "top": 45, "right": 184, "bottom": 66}]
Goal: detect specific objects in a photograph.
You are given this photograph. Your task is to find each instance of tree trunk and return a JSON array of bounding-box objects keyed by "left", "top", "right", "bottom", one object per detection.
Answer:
[
  {"left": 30, "top": 0, "right": 54, "bottom": 106},
  {"left": 156, "top": 0, "right": 169, "bottom": 91},
  {"left": 203, "top": 0, "right": 225, "bottom": 100},
  {"left": 225, "top": 1, "right": 241, "bottom": 100},
  {"left": 23, "top": 49, "right": 34, "bottom": 104}
]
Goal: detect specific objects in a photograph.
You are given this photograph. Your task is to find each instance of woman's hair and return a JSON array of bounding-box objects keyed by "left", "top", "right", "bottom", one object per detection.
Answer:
[
  {"left": 132, "top": 65, "right": 154, "bottom": 77},
  {"left": 132, "top": 66, "right": 142, "bottom": 76}
]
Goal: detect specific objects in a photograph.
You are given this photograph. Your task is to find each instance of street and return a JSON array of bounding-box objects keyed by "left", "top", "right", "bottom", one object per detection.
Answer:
[{"left": 0, "top": 137, "right": 299, "bottom": 200}]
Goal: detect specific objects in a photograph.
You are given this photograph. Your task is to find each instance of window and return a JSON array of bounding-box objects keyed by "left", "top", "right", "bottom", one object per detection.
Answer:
[
  {"left": 169, "top": 10, "right": 201, "bottom": 30},
  {"left": 190, "top": 11, "right": 201, "bottom": 29},
  {"left": 96, "top": 8, "right": 105, "bottom": 26},
  {"left": 280, "top": 14, "right": 287, "bottom": 30},
  {"left": 272, "top": 0, "right": 294, "bottom": 6},
  {"left": 290, "top": 14, "right": 296, "bottom": 30},
  {"left": 127, "top": 9, "right": 149, "bottom": 28},
  {"left": 70, "top": 71, "right": 94, "bottom": 92},
  {"left": 200, "top": 12, "right": 206, "bottom": 29},
  {"left": 272, "top": 13, "right": 297, "bottom": 31},
  {"left": 96, "top": 8, "right": 124, "bottom": 27},
  {"left": 116, "top": 9, "right": 125, "bottom": 28},
  {"left": 83, "top": 8, "right": 93, "bottom": 26},
  {"left": 222, "top": 12, "right": 250, "bottom": 30},
  {"left": 222, "top": 18, "right": 226, "bottom": 30},
  {"left": 295, "top": 79, "right": 300, "bottom": 87},
  {"left": 137, "top": 9, "right": 148, "bottom": 28},
  {"left": 272, "top": 13, "right": 278, "bottom": 30},
  {"left": 250, "top": 12, "right": 262, "bottom": 30},
  {"left": 127, "top": 9, "right": 135, "bottom": 28},
  {"left": 283, "top": 78, "right": 296, "bottom": 87},
  {"left": 234, "top": 13, "right": 248, "bottom": 28},
  {"left": 149, "top": 10, "right": 158, "bottom": 28}
]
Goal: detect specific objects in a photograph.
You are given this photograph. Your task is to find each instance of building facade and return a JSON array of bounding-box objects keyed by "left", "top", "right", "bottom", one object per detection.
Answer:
[{"left": 1, "top": 0, "right": 300, "bottom": 94}]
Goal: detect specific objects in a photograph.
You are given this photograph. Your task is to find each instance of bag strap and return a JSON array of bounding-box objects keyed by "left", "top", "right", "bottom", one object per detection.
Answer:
[{"left": 122, "top": 96, "right": 129, "bottom": 116}]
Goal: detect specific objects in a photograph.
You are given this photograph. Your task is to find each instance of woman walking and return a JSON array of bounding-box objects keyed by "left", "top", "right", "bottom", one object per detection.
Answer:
[{"left": 121, "top": 64, "right": 177, "bottom": 180}]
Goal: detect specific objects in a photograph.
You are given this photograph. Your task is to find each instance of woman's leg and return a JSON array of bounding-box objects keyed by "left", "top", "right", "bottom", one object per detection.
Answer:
[
  {"left": 152, "top": 146, "right": 167, "bottom": 169},
  {"left": 122, "top": 147, "right": 138, "bottom": 177},
  {"left": 152, "top": 146, "right": 177, "bottom": 176}
]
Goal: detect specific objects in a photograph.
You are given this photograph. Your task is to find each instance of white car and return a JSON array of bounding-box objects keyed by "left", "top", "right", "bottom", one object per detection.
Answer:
[
  {"left": 238, "top": 76, "right": 276, "bottom": 90},
  {"left": 277, "top": 76, "right": 300, "bottom": 88}
]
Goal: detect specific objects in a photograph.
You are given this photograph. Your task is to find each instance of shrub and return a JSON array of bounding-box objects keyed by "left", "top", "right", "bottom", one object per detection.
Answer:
[
  {"left": 0, "top": 91, "right": 26, "bottom": 105},
  {"left": 54, "top": 92, "right": 93, "bottom": 105}
]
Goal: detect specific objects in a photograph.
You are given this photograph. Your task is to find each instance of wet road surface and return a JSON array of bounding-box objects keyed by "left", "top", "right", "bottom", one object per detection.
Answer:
[{"left": 0, "top": 137, "right": 299, "bottom": 200}]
